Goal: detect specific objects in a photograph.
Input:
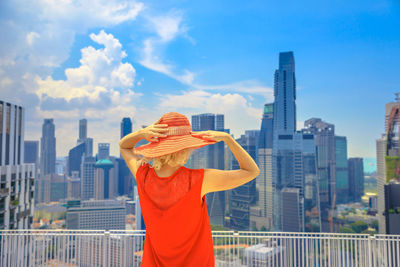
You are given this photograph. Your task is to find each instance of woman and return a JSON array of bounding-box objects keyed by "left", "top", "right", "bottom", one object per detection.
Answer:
[{"left": 119, "top": 112, "right": 259, "bottom": 266}]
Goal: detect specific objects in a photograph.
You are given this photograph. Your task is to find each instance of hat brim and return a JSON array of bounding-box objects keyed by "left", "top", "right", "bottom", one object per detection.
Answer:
[{"left": 134, "top": 134, "right": 218, "bottom": 158}]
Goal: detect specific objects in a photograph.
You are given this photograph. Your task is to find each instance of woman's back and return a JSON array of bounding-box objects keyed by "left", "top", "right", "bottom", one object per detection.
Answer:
[
  {"left": 136, "top": 163, "right": 215, "bottom": 266},
  {"left": 141, "top": 163, "right": 204, "bottom": 209}
]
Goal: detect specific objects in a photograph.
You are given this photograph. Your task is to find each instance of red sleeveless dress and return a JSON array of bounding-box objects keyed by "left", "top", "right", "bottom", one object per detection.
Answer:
[{"left": 136, "top": 163, "right": 215, "bottom": 266}]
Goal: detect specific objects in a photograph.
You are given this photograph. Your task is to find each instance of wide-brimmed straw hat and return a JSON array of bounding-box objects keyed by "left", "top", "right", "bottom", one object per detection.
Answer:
[{"left": 134, "top": 112, "right": 218, "bottom": 158}]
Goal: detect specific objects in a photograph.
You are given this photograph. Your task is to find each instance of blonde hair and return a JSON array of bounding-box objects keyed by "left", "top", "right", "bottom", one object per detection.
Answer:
[{"left": 138, "top": 148, "right": 194, "bottom": 171}]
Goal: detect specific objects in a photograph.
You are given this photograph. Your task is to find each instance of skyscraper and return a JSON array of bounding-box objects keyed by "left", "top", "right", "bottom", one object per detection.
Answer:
[
  {"left": 348, "top": 157, "right": 364, "bottom": 202},
  {"left": 81, "top": 156, "right": 96, "bottom": 200},
  {"left": 376, "top": 95, "right": 400, "bottom": 233},
  {"left": 268, "top": 52, "right": 319, "bottom": 232},
  {"left": 40, "top": 119, "right": 56, "bottom": 176},
  {"left": 335, "top": 136, "right": 349, "bottom": 204},
  {"left": 272, "top": 52, "right": 298, "bottom": 231},
  {"left": 190, "top": 113, "right": 228, "bottom": 226},
  {"left": 98, "top": 143, "right": 110, "bottom": 160},
  {"left": 271, "top": 52, "right": 305, "bottom": 231},
  {"left": 78, "top": 119, "right": 87, "bottom": 142},
  {"left": 119, "top": 117, "right": 134, "bottom": 196},
  {"left": 303, "top": 118, "right": 336, "bottom": 232},
  {"left": 24, "top": 140, "right": 39, "bottom": 166},
  {"left": 24, "top": 140, "right": 39, "bottom": 182},
  {"left": 77, "top": 118, "right": 93, "bottom": 158},
  {"left": 121, "top": 117, "right": 132, "bottom": 139},
  {"left": 0, "top": 100, "right": 35, "bottom": 229},
  {"left": 252, "top": 103, "right": 274, "bottom": 230},
  {"left": 67, "top": 142, "right": 85, "bottom": 177}
]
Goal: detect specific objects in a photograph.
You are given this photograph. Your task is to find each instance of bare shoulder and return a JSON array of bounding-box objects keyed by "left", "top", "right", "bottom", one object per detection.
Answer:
[{"left": 202, "top": 168, "right": 259, "bottom": 195}]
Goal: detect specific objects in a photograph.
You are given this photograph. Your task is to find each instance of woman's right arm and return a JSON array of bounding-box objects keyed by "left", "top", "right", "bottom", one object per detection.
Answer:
[
  {"left": 119, "top": 129, "right": 146, "bottom": 179},
  {"left": 192, "top": 131, "right": 260, "bottom": 193}
]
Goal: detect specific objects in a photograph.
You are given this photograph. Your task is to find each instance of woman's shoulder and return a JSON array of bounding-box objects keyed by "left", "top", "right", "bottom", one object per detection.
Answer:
[{"left": 137, "top": 162, "right": 152, "bottom": 178}]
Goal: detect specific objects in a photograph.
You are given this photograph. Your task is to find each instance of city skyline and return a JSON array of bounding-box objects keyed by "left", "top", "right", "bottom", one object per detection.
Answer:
[{"left": 1, "top": 1, "right": 399, "bottom": 158}]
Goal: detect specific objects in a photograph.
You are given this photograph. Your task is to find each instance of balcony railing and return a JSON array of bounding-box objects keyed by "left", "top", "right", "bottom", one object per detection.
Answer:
[{"left": 0, "top": 230, "right": 399, "bottom": 266}]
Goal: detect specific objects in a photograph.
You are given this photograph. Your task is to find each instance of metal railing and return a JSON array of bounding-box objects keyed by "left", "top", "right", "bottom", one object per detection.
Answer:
[{"left": 0, "top": 230, "right": 399, "bottom": 266}]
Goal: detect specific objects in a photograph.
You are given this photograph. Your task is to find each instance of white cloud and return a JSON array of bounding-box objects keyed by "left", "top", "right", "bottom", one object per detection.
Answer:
[
  {"left": 26, "top": 32, "right": 40, "bottom": 46},
  {"left": 158, "top": 90, "right": 263, "bottom": 138},
  {"left": 193, "top": 80, "right": 274, "bottom": 102},
  {"left": 147, "top": 10, "right": 187, "bottom": 42},
  {"left": 36, "top": 30, "right": 136, "bottom": 102},
  {"left": 139, "top": 10, "right": 195, "bottom": 85}
]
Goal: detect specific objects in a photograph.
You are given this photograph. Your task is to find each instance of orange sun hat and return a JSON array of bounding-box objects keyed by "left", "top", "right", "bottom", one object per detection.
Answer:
[{"left": 134, "top": 112, "right": 218, "bottom": 158}]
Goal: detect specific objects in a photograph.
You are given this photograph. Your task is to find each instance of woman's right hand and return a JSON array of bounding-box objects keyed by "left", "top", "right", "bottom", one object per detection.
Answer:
[{"left": 140, "top": 119, "right": 168, "bottom": 143}]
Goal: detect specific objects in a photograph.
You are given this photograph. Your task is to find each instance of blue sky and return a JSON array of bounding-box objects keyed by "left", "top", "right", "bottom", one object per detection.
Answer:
[{"left": 0, "top": 0, "right": 399, "bottom": 157}]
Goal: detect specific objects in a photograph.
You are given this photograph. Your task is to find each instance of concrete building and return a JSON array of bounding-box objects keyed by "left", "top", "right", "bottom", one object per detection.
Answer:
[
  {"left": 66, "top": 199, "right": 125, "bottom": 230},
  {"left": 0, "top": 100, "right": 35, "bottom": 229}
]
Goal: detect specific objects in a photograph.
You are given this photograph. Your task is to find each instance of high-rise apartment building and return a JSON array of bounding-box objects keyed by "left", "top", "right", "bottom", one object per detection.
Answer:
[
  {"left": 40, "top": 119, "right": 56, "bottom": 176},
  {"left": 0, "top": 100, "right": 35, "bottom": 229}
]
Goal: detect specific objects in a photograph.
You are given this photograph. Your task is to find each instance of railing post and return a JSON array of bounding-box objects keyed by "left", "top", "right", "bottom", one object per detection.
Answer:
[
  {"left": 369, "top": 235, "right": 375, "bottom": 267},
  {"left": 104, "top": 230, "right": 110, "bottom": 267}
]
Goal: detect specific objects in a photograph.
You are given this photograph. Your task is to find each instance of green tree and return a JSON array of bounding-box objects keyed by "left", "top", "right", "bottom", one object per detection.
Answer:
[
  {"left": 370, "top": 220, "right": 379, "bottom": 231},
  {"left": 339, "top": 227, "right": 355, "bottom": 233},
  {"left": 260, "top": 225, "right": 267, "bottom": 232},
  {"left": 350, "top": 221, "right": 368, "bottom": 233},
  {"left": 252, "top": 225, "right": 258, "bottom": 231}
]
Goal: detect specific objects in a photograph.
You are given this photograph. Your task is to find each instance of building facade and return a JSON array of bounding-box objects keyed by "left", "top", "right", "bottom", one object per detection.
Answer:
[
  {"left": 335, "top": 136, "right": 349, "bottom": 204},
  {"left": 0, "top": 100, "right": 35, "bottom": 229}
]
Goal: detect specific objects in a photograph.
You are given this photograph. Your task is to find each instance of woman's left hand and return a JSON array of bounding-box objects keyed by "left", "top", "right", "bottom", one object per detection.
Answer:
[{"left": 190, "top": 130, "right": 231, "bottom": 143}]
